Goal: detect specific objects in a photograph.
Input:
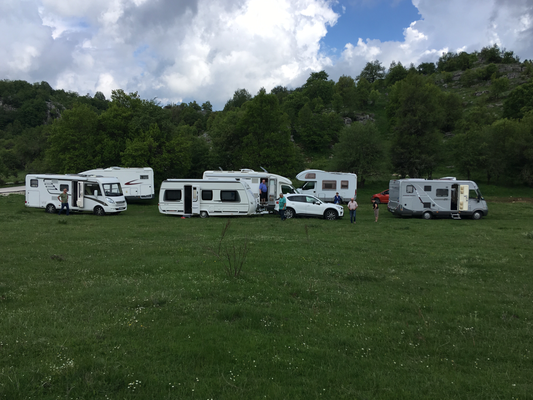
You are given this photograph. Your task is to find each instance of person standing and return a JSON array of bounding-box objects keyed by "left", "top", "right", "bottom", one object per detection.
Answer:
[
  {"left": 333, "top": 192, "right": 342, "bottom": 204},
  {"left": 259, "top": 179, "right": 268, "bottom": 206},
  {"left": 347, "top": 197, "right": 358, "bottom": 224},
  {"left": 278, "top": 193, "right": 287, "bottom": 220},
  {"left": 372, "top": 198, "right": 379, "bottom": 222},
  {"left": 57, "top": 188, "right": 69, "bottom": 216}
]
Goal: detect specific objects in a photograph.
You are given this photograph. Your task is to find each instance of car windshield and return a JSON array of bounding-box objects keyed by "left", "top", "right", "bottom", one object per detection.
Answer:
[{"left": 103, "top": 183, "right": 123, "bottom": 197}]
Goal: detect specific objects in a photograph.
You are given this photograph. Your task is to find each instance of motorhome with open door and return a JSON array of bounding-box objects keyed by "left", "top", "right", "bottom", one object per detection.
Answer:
[
  {"left": 158, "top": 179, "right": 256, "bottom": 218},
  {"left": 387, "top": 178, "right": 488, "bottom": 220},
  {"left": 202, "top": 169, "right": 296, "bottom": 212},
  {"left": 296, "top": 170, "right": 357, "bottom": 203},
  {"left": 25, "top": 174, "right": 127, "bottom": 215},
  {"left": 80, "top": 167, "right": 154, "bottom": 200}
]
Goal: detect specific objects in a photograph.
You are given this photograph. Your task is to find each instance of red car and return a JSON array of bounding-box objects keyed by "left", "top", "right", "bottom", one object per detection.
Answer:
[{"left": 371, "top": 189, "right": 389, "bottom": 204}]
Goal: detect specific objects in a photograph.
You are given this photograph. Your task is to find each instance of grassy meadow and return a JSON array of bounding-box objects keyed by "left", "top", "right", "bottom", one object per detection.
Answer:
[{"left": 1, "top": 183, "right": 532, "bottom": 399}]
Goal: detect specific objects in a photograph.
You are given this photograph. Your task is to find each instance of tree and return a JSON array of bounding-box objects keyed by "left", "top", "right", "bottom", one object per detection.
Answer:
[
  {"left": 385, "top": 61, "right": 408, "bottom": 87},
  {"left": 335, "top": 75, "right": 357, "bottom": 112},
  {"left": 356, "top": 60, "right": 385, "bottom": 83},
  {"left": 302, "top": 71, "right": 335, "bottom": 106},
  {"left": 417, "top": 62, "right": 436, "bottom": 75},
  {"left": 387, "top": 74, "right": 445, "bottom": 178},
  {"left": 223, "top": 89, "right": 252, "bottom": 111},
  {"left": 330, "top": 122, "right": 386, "bottom": 187},
  {"left": 503, "top": 81, "right": 533, "bottom": 119}
]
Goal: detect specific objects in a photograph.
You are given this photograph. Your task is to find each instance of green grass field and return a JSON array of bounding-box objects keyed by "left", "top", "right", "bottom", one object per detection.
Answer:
[{"left": 1, "top": 184, "right": 532, "bottom": 399}]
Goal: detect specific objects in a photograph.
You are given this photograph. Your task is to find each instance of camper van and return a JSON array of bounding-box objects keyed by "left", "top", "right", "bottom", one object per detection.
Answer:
[
  {"left": 25, "top": 174, "right": 127, "bottom": 215},
  {"left": 387, "top": 178, "right": 488, "bottom": 220},
  {"left": 202, "top": 169, "right": 296, "bottom": 212},
  {"left": 158, "top": 179, "right": 257, "bottom": 218},
  {"left": 80, "top": 167, "right": 154, "bottom": 200},
  {"left": 296, "top": 170, "right": 357, "bottom": 203}
]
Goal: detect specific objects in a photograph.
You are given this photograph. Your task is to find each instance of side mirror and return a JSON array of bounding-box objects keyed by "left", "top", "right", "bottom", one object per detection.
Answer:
[{"left": 94, "top": 190, "right": 99, "bottom": 197}]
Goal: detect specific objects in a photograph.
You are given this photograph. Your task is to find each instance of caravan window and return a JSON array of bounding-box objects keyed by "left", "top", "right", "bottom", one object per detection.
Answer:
[
  {"left": 436, "top": 189, "right": 449, "bottom": 197},
  {"left": 220, "top": 191, "right": 240, "bottom": 202},
  {"left": 322, "top": 181, "right": 336, "bottom": 190},
  {"left": 140, "top": 175, "right": 149, "bottom": 180},
  {"left": 60, "top": 184, "right": 69, "bottom": 192},
  {"left": 341, "top": 180, "right": 349, "bottom": 189},
  {"left": 305, "top": 173, "right": 316, "bottom": 179},
  {"left": 30, "top": 179, "right": 38, "bottom": 187},
  {"left": 406, "top": 185, "right": 414, "bottom": 193},
  {"left": 202, "top": 190, "right": 213, "bottom": 200},
  {"left": 164, "top": 190, "right": 182, "bottom": 201},
  {"left": 424, "top": 185, "right": 432, "bottom": 191}
]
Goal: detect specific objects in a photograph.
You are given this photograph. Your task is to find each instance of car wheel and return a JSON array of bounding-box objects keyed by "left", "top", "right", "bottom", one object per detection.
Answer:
[
  {"left": 324, "top": 209, "right": 338, "bottom": 220},
  {"left": 422, "top": 211, "right": 432, "bottom": 220},
  {"left": 94, "top": 206, "right": 105, "bottom": 216},
  {"left": 285, "top": 208, "right": 295, "bottom": 219},
  {"left": 373, "top": 198, "right": 381, "bottom": 204},
  {"left": 200, "top": 211, "right": 209, "bottom": 218},
  {"left": 472, "top": 211, "right": 482, "bottom": 220},
  {"left": 46, "top": 204, "right": 57, "bottom": 214}
]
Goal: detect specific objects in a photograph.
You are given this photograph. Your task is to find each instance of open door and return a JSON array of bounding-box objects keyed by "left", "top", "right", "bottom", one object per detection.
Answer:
[
  {"left": 459, "top": 184, "right": 469, "bottom": 211},
  {"left": 184, "top": 185, "right": 192, "bottom": 214},
  {"left": 268, "top": 178, "right": 277, "bottom": 207},
  {"left": 76, "top": 181, "right": 84, "bottom": 208},
  {"left": 192, "top": 186, "right": 199, "bottom": 215}
]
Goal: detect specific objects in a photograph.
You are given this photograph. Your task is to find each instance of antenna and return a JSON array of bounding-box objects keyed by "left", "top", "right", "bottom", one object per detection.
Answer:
[
  {"left": 260, "top": 166, "right": 268, "bottom": 173},
  {"left": 218, "top": 167, "right": 223, "bottom": 171}
]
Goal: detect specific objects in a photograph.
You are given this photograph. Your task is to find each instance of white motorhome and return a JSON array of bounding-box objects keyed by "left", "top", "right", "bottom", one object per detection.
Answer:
[
  {"left": 80, "top": 167, "right": 154, "bottom": 200},
  {"left": 158, "top": 179, "right": 256, "bottom": 218},
  {"left": 296, "top": 170, "right": 357, "bottom": 203},
  {"left": 387, "top": 178, "right": 488, "bottom": 220},
  {"left": 202, "top": 169, "right": 296, "bottom": 212},
  {"left": 25, "top": 174, "right": 127, "bottom": 215}
]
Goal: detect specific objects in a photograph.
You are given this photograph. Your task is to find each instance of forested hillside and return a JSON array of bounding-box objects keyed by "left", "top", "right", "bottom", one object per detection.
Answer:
[{"left": 1, "top": 44, "right": 533, "bottom": 187}]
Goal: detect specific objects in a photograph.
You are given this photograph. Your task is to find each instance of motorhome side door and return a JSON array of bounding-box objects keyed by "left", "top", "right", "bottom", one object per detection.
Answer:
[
  {"left": 77, "top": 181, "right": 84, "bottom": 208},
  {"left": 268, "top": 178, "right": 277, "bottom": 207},
  {"left": 192, "top": 186, "right": 199, "bottom": 215},
  {"left": 459, "top": 185, "right": 469, "bottom": 211}
]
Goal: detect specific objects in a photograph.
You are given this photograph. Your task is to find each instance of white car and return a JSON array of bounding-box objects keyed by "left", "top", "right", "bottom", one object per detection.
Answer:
[{"left": 275, "top": 194, "right": 344, "bottom": 220}]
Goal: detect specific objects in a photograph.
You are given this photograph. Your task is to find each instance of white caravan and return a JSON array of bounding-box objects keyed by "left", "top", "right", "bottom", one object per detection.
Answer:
[
  {"left": 202, "top": 169, "right": 296, "bottom": 212},
  {"left": 25, "top": 174, "right": 127, "bottom": 215},
  {"left": 387, "top": 178, "right": 488, "bottom": 220},
  {"left": 80, "top": 167, "right": 154, "bottom": 200},
  {"left": 158, "top": 179, "right": 256, "bottom": 218},
  {"left": 296, "top": 170, "right": 357, "bottom": 203}
]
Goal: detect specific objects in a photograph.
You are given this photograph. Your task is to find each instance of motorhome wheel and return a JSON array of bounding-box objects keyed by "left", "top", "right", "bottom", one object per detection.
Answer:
[
  {"left": 472, "top": 211, "right": 482, "bottom": 220},
  {"left": 94, "top": 206, "right": 105, "bottom": 216},
  {"left": 422, "top": 211, "right": 432, "bottom": 220},
  {"left": 285, "top": 208, "right": 295, "bottom": 219},
  {"left": 324, "top": 209, "right": 338, "bottom": 220},
  {"left": 46, "top": 204, "right": 57, "bottom": 214},
  {"left": 200, "top": 211, "right": 209, "bottom": 218}
]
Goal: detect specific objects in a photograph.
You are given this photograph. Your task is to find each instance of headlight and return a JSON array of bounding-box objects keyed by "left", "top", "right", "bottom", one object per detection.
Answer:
[{"left": 106, "top": 198, "right": 115, "bottom": 204}]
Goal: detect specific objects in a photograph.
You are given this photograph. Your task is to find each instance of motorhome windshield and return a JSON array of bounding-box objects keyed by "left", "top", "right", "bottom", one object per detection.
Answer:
[
  {"left": 282, "top": 184, "right": 296, "bottom": 194},
  {"left": 103, "top": 183, "right": 123, "bottom": 197},
  {"left": 301, "top": 181, "right": 315, "bottom": 190}
]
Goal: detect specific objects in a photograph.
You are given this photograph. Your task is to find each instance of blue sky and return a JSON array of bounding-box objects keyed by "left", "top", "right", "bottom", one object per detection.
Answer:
[
  {"left": 325, "top": 0, "right": 421, "bottom": 53},
  {"left": 1, "top": 0, "right": 532, "bottom": 109}
]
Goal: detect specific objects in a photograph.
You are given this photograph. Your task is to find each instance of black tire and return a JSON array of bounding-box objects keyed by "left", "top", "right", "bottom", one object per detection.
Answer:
[
  {"left": 422, "top": 211, "right": 432, "bottom": 220},
  {"left": 200, "top": 211, "right": 209, "bottom": 218},
  {"left": 472, "top": 211, "right": 482, "bottom": 220},
  {"left": 94, "top": 206, "right": 105, "bottom": 216},
  {"left": 46, "top": 204, "right": 57, "bottom": 214},
  {"left": 373, "top": 198, "right": 381, "bottom": 204},
  {"left": 285, "top": 208, "right": 295, "bottom": 219},
  {"left": 324, "top": 209, "right": 338, "bottom": 220}
]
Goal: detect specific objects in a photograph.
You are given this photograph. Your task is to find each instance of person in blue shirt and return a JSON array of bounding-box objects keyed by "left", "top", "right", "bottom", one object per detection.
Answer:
[
  {"left": 334, "top": 192, "right": 342, "bottom": 204},
  {"left": 278, "top": 193, "right": 286, "bottom": 220},
  {"left": 259, "top": 179, "right": 268, "bottom": 206}
]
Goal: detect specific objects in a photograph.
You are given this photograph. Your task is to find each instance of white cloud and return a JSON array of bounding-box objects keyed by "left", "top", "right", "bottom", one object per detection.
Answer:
[{"left": 1, "top": 0, "right": 532, "bottom": 109}]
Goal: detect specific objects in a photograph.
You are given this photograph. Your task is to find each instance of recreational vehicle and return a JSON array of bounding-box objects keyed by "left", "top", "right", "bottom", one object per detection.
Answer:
[
  {"left": 387, "top": 178, "right": 488, "bottom": 220},
  {"left": 80, "top": 167, "right": 154, "bottom": 200},
  {"left": 25, "top": 174, "right": 127, "bottom": 215},
  {"left": 202, "top": 169, "right": 296, "bottom": 212},
  {"left": 296, "top": 170, "right": 357, "bottom": 203},
  {"left": 158, "top": 179, "right": 256, "bottom": 218}
]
